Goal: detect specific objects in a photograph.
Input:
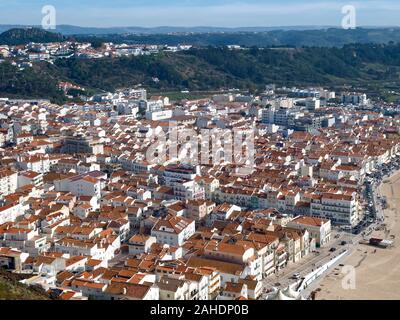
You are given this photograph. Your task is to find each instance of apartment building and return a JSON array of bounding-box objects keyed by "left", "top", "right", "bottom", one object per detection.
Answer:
[
  {"left": 186, "top": 199, "right": 216, "bottom": 221},
  {"left": 287, "top": 215, "right": 331, "bottom": 247},
  {"left": 0, "top": 169, "right": 18, "bottom": 196},
  {"left": 311, "top": 192, "right": 360, "bottom": 226},
  {"left": 151, "top": 216, "right": 195, "bottom": 247}
]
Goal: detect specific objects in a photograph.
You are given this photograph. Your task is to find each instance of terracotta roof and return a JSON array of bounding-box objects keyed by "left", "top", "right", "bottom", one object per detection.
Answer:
[{"left": 291, "top": 215, "right": 329, "bottom": 227}]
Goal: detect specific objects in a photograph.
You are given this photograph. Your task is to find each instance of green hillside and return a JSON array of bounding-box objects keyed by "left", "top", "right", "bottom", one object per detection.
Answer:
[
  {"left": 74, "top": 27, "right": 400, "bottom": 47},
  {"left": 0, "top": 269, "right": 51, "bottom": 300},
  {"left": 0, "top": 28, "right": 64, "bottom": 45},
  {"left": 1, "top": 43, "right": 400, "bottom": 102}
]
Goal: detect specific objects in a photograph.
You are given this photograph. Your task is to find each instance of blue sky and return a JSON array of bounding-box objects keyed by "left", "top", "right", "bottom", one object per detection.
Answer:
[{"left": 0, "top": 0, "right": 399, "bottom": 27}]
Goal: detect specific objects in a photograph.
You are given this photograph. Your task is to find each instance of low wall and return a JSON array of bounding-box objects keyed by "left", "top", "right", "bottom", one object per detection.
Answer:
[{"left": 297, "top": 250, "right": 348, "bottom": 292}]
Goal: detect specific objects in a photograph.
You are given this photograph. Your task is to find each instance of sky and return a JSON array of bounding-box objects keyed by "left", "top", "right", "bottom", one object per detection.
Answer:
[{"left": 0, "top": 0, "right": 400, "bottom": 27}]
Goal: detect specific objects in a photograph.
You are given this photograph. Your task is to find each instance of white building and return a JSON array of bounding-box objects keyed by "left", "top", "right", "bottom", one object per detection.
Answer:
[
  {"left": 128, "top": 234, "right": 157, "bottom": 255},
  {"left": 54, "top": 172, "right": 106, "bottom": 198},
  {"left": 151, "top": 216, "right": 195, "bottom": 247},
  {"left": 0, "top": 169, "right": 18, "bottom": 196},
  {"left": 145, "top": 109, "right": 173, "bottom": 121},
  {"left": 310, "top": 192, "right": 359, "bottom": 226},
  {"left": 54, "top": 238, "right": 101, "bottom": 259},
  {"left": 0, "top": 202, "right": 28, "bottom": 225},
  {"left": 287, "top": 216, "right": 331, "bottom": 247}
]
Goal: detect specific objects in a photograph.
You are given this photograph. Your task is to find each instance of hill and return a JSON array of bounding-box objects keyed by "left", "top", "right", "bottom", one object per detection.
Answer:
[
  {"left": 2, "top": 26, "right": 400, "bottom": 47},
  {"left": 44, "top": 44, "right": 400, "bottom": 91},
  {"left": 0, "top": 61, "right": 66, "bottom": 104},
  {"left": 0, "top": 24, "right": 343, "bottom": 35},
  {"left": 0, "top": 27, "right": 64, "bottom": 45},
  {"left": 74, "top": 28, "right": 400, "bottom": 48},
  {"left": 1, "top": 43, "right": 400, "bottom": 102},
  {"left": 0, "top": 269, "right": 51, "bottom": 300}
]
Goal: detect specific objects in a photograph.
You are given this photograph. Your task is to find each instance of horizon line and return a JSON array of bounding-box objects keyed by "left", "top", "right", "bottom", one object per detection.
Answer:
[{"left": 2, "top": 24, "right": 400, "bottom": 29}]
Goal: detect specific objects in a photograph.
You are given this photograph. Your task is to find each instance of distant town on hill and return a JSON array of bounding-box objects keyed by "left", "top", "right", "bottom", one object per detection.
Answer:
[
  {"left": 1, "top": 28, "right": 400, "bottom": 104},
  {"left": 2, "top": 25, "right": 400, "bottom": 47}
]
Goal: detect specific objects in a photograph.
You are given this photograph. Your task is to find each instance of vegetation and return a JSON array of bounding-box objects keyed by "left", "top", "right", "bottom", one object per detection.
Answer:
[
  {"left": 3, "top": 26, "right": 400, "bottom": 47},
  {"left": 48, "top": 43, "right": 400, "bottom": 91},
  {"left": 74, "top": 28, "right": 400, "bottom": 48},
  {"left": 1, "top": 43, "right": 400, "bottom": 102},
  {"left": 0, "top": 28, "right": 64, "bottom": 45},
  {"left": 0, "top": 61, "right": 66, "bottom": 104},
  {"left": 0, "top": 269, "right": 51, "bottom": 300}
]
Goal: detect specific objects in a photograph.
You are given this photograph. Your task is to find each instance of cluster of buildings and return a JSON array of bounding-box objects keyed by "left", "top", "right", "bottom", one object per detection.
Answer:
[
  {"left": 1, "top": 85, "right": 400, "bottom": 300},
  {"left": 0, "top": 41, "right": 193, "bottom": 67}
]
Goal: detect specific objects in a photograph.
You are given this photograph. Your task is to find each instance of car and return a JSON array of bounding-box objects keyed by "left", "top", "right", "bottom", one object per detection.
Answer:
[
  {"left": 292, "top": 273, "right": 301, "bottom": 279},
  {"left": 329, "top": 247, "right": 337, "bottom": 252}
]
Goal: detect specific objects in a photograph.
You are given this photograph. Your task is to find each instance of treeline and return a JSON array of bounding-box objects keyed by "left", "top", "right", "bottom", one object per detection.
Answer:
[
  {"left": 1, "top": 43, "right": 400, "bottom": 102},
  {"left": 51, "top": 43, "right": 400, "bottom": 91},
  {"left": 0, "top": 28, "right": 64, "bottom": 45},
  {"left": 74, "top": 28, "right": 400, "bottom": 48},
  {"left": 0, "top": 62, "right": 66, "bottom": 103},
  {"left": 3, "top": 27, "right": 400, "bottom": 48}
]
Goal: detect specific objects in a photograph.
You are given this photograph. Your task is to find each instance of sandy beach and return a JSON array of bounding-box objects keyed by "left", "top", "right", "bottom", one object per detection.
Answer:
[{"left": 316, "top": 171, "right": 400, "bottom": 300}]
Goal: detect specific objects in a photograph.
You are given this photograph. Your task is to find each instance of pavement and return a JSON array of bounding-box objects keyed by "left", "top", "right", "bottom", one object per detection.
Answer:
[
  {"left": 261, "top": 229, "right": 360, "bottom": 298},
  {"left": 261, "top": 159, "right": 400, "bottom": 299},
  {"left": 315, "top": 168, "right": 400, "bottom": 300}
]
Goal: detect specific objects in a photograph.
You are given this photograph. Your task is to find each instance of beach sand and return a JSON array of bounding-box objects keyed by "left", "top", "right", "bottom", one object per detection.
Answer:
[{"left": 316, "top": 171, "right": 400, "bottom": 300}]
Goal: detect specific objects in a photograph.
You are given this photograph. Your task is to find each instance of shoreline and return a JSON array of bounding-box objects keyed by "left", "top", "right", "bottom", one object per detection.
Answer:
[{"left": 315, "top": 169, "right": 400, "bottom": 300}]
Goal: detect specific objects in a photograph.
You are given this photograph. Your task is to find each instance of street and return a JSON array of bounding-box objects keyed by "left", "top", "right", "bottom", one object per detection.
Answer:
[
  {"left": 261, "top": 229, "right": 357, "bottom": 296},
  {"left": 260, "top": 154, "right": 400, "bottom": 299}
]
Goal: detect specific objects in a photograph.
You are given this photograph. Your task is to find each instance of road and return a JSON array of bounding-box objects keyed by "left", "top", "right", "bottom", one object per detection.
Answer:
[
  {"left": 315, "top": 168, "right": 400, "bottom": 300},
  {"left": 261, "top": 229, "right": 358, "bottom": 295},
  {"left": 261, "top": 156, "right": 400, "bottom": 299},
  {"left": 261, "top": 219, "right": 385, "bottom": 299}
]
